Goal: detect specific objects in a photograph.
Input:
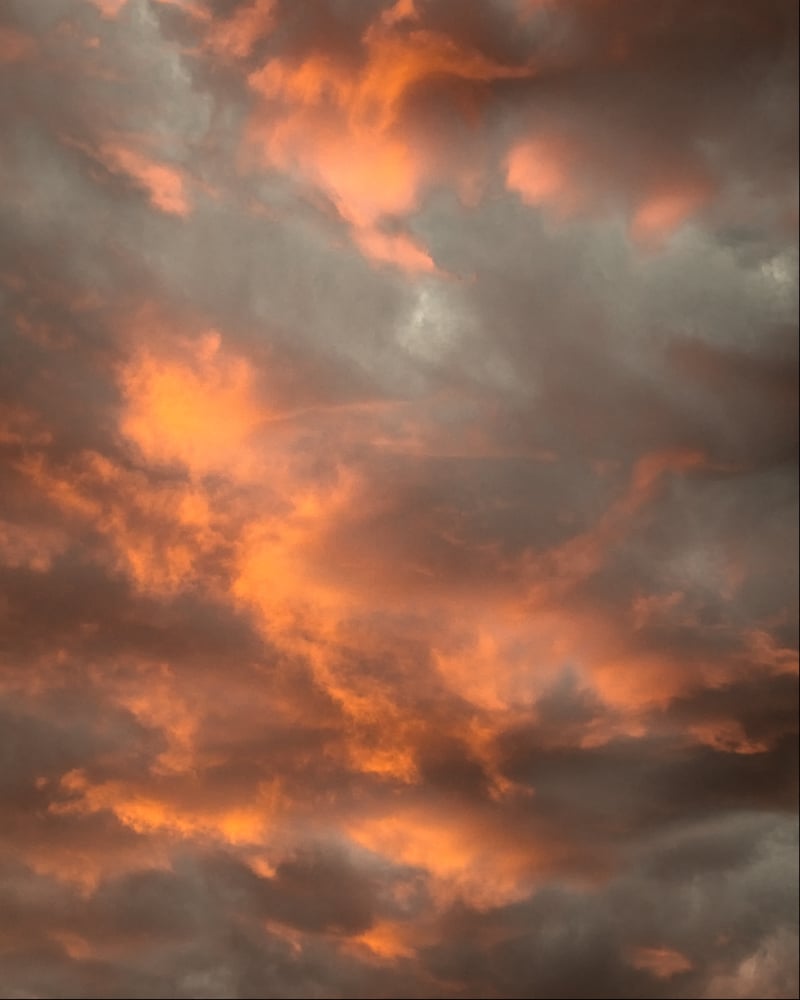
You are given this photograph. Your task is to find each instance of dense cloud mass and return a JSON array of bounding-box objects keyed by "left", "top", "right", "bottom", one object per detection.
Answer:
[{"left": 0, "top": 1, "right": 798, "bottom": 997}]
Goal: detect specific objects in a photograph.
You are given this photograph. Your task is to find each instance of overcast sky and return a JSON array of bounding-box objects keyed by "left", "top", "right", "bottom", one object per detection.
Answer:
[{"left": 0, "top": 1, "right": 797, "bottom": 997}]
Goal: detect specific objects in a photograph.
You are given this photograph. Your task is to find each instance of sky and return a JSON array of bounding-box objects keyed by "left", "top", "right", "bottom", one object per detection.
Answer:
[{"left": 0, "top": 1, "right": 798, "bottom": 997}]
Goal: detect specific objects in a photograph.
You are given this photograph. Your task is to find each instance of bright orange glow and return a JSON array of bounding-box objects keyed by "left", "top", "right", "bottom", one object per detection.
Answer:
[
  {"left": 51, "top": 770, "right": 278, "bottom": 846},
  {"left": 352, "top": 921, "right": 419, "bottom": 960},
  {"left": 119, "top": 331, "right": 264, "bottom": 475},
  {"left": 246, "top": 20, "right": 531, "bottom": 264}
]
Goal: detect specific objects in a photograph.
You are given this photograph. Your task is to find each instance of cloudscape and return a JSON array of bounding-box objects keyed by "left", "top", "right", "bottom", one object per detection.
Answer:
[{"left": 0, "top": 1, "right": 797, "bottom": 997}]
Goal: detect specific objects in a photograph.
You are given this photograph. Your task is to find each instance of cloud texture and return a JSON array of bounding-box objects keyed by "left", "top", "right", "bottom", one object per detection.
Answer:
[{"left": 0, "top": 0, "right": 797, "bottom": 996}]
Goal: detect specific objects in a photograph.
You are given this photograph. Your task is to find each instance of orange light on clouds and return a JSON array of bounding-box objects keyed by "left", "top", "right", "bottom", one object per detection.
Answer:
[
  {"left": 119, "top": 331, "right": 264, "bottom": 475},
  {"left": 246, "top": 19, "right": 532, "bottom": 267},
  {"left": 630, "top": 185, "right": 711, "bottom": 246},
  {"left": 51, "top": 769, "right": 279, "bottom": 847},
  {"left": 352, "top": 920, "right": 419, "bottom": 960},
  {"left": 628, "top": 946, "right": 694, "bottom": 979},
  {"left": 100, "top": 143, "right": 191, "bottom": 216},
  {"left": 1, "top": 1, "right": 796, "bottom": 995},
  {"left": 353, "top": 227, "right": 436, "bottom": 272},
  {"left": 505, "top": 137, "right": 574, "bottom": 211},
  {"left": 347, "top": 807, "right": 539, "bottom": 909}
]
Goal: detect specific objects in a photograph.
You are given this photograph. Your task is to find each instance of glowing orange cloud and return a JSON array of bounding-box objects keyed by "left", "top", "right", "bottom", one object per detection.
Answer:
[
  {"left": 119, "top": 330, "right": 265, "bottom": 476},
  {"left": 352, "top": 222, "right": 436, "bottom": 272},
  {"left": 352, "top": 920, "right": 419, "bottom": 961},
  {"left": 100, "top": 143, "right": 191, "bottom": 216},
  {"left": 505, "top": 138, "right": 715, "bottom": 242},
  {"left": 631, "top": 183, "right": 712, "bottom": 247},
  {"left": 245, "top": 15, "right": 532, "bottom": 268},
  {"left": 15, "top": 366, "right": 751, "bottom": 765},
  {"left": 51, "top": 768, "right": 280, "bottom": 848},
  {"left": 16, "top": 448, "right": 225, "bottom": 594},
  {"left": 505, "top": 136, "right": 577, "bottom": 215},
  {"left": 346, "top": 806, "right": 540, "bottom": 909}
]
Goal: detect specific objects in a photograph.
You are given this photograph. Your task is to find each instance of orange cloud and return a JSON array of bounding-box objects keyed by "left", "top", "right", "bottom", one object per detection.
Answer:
[
  {"left": 346, "top": 805, "right": 539, "bottom": 908},
  {"left": 629, "top": 945, "right": 694, "bottom": 979},
  {"left": 16, "top": 448, "right": 226, "bottom": 594},
  {"left": 89, "top": 0, "right": 129, "bottom": 18},
  {"left": 353, "top": 227, "right": 436, "bottom": 273},
  {"left": 111, "top": 663, "right": 200, "bottom": 775},
  {"left": 51, "top": 768, "right": 280, "bottom": 848},
  {"left": 100, "top": 142, "right": 191, "bottom": 216},
  {"left": 207, "top": 0, "right": 276, "bottom": 59},
  {"left": 509, "top": 152, "right": 711, "bottom": 246},
  {"left": 352, "top": 920, "right": 419, "bottom": 960},
  {"left": 631, "top": 183, "right": 712, "bottom": 247},
  {"left": 505, "top": 136, "right": 577, "bottom": 215},
  {"left": 229, "top": 470, "right": 436, "bottom": 786},
  {"left": 506, "top": 133, "right": 714, "bottom": 242},
  {"left": 223, "top": 3, "right": 722, "bottom": 257},
  {"left": 245, "top": 15, "right": 531, "bottom": 267},
  {"left": 119, "top": 330, "right": 265, "bottom": 476}
]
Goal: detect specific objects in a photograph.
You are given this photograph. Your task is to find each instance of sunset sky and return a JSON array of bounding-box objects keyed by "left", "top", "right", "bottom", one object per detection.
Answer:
[{"left": 0, "top": 1, "right": 798, "bottom": 997}]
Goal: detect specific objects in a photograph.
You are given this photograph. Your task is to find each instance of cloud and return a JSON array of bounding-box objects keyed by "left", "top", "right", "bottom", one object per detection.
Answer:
[{"left": 0, "top": 0, "right": 796, "bottom": 996}]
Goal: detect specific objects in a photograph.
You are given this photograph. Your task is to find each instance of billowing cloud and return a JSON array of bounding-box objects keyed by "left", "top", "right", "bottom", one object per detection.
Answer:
[{"left": 0, "top": 0, "right": 797, "bottom": 997}]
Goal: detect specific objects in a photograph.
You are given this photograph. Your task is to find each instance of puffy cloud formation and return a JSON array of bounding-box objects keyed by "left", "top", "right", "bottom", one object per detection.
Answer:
[{"left": 0, "top": 1, "right": 797, "bottom": 997}]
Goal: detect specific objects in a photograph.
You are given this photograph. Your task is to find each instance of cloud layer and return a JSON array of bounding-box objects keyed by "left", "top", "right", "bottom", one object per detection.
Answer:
[{"left": 0, "top": 1, "right": 797, "bottom": 997}]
